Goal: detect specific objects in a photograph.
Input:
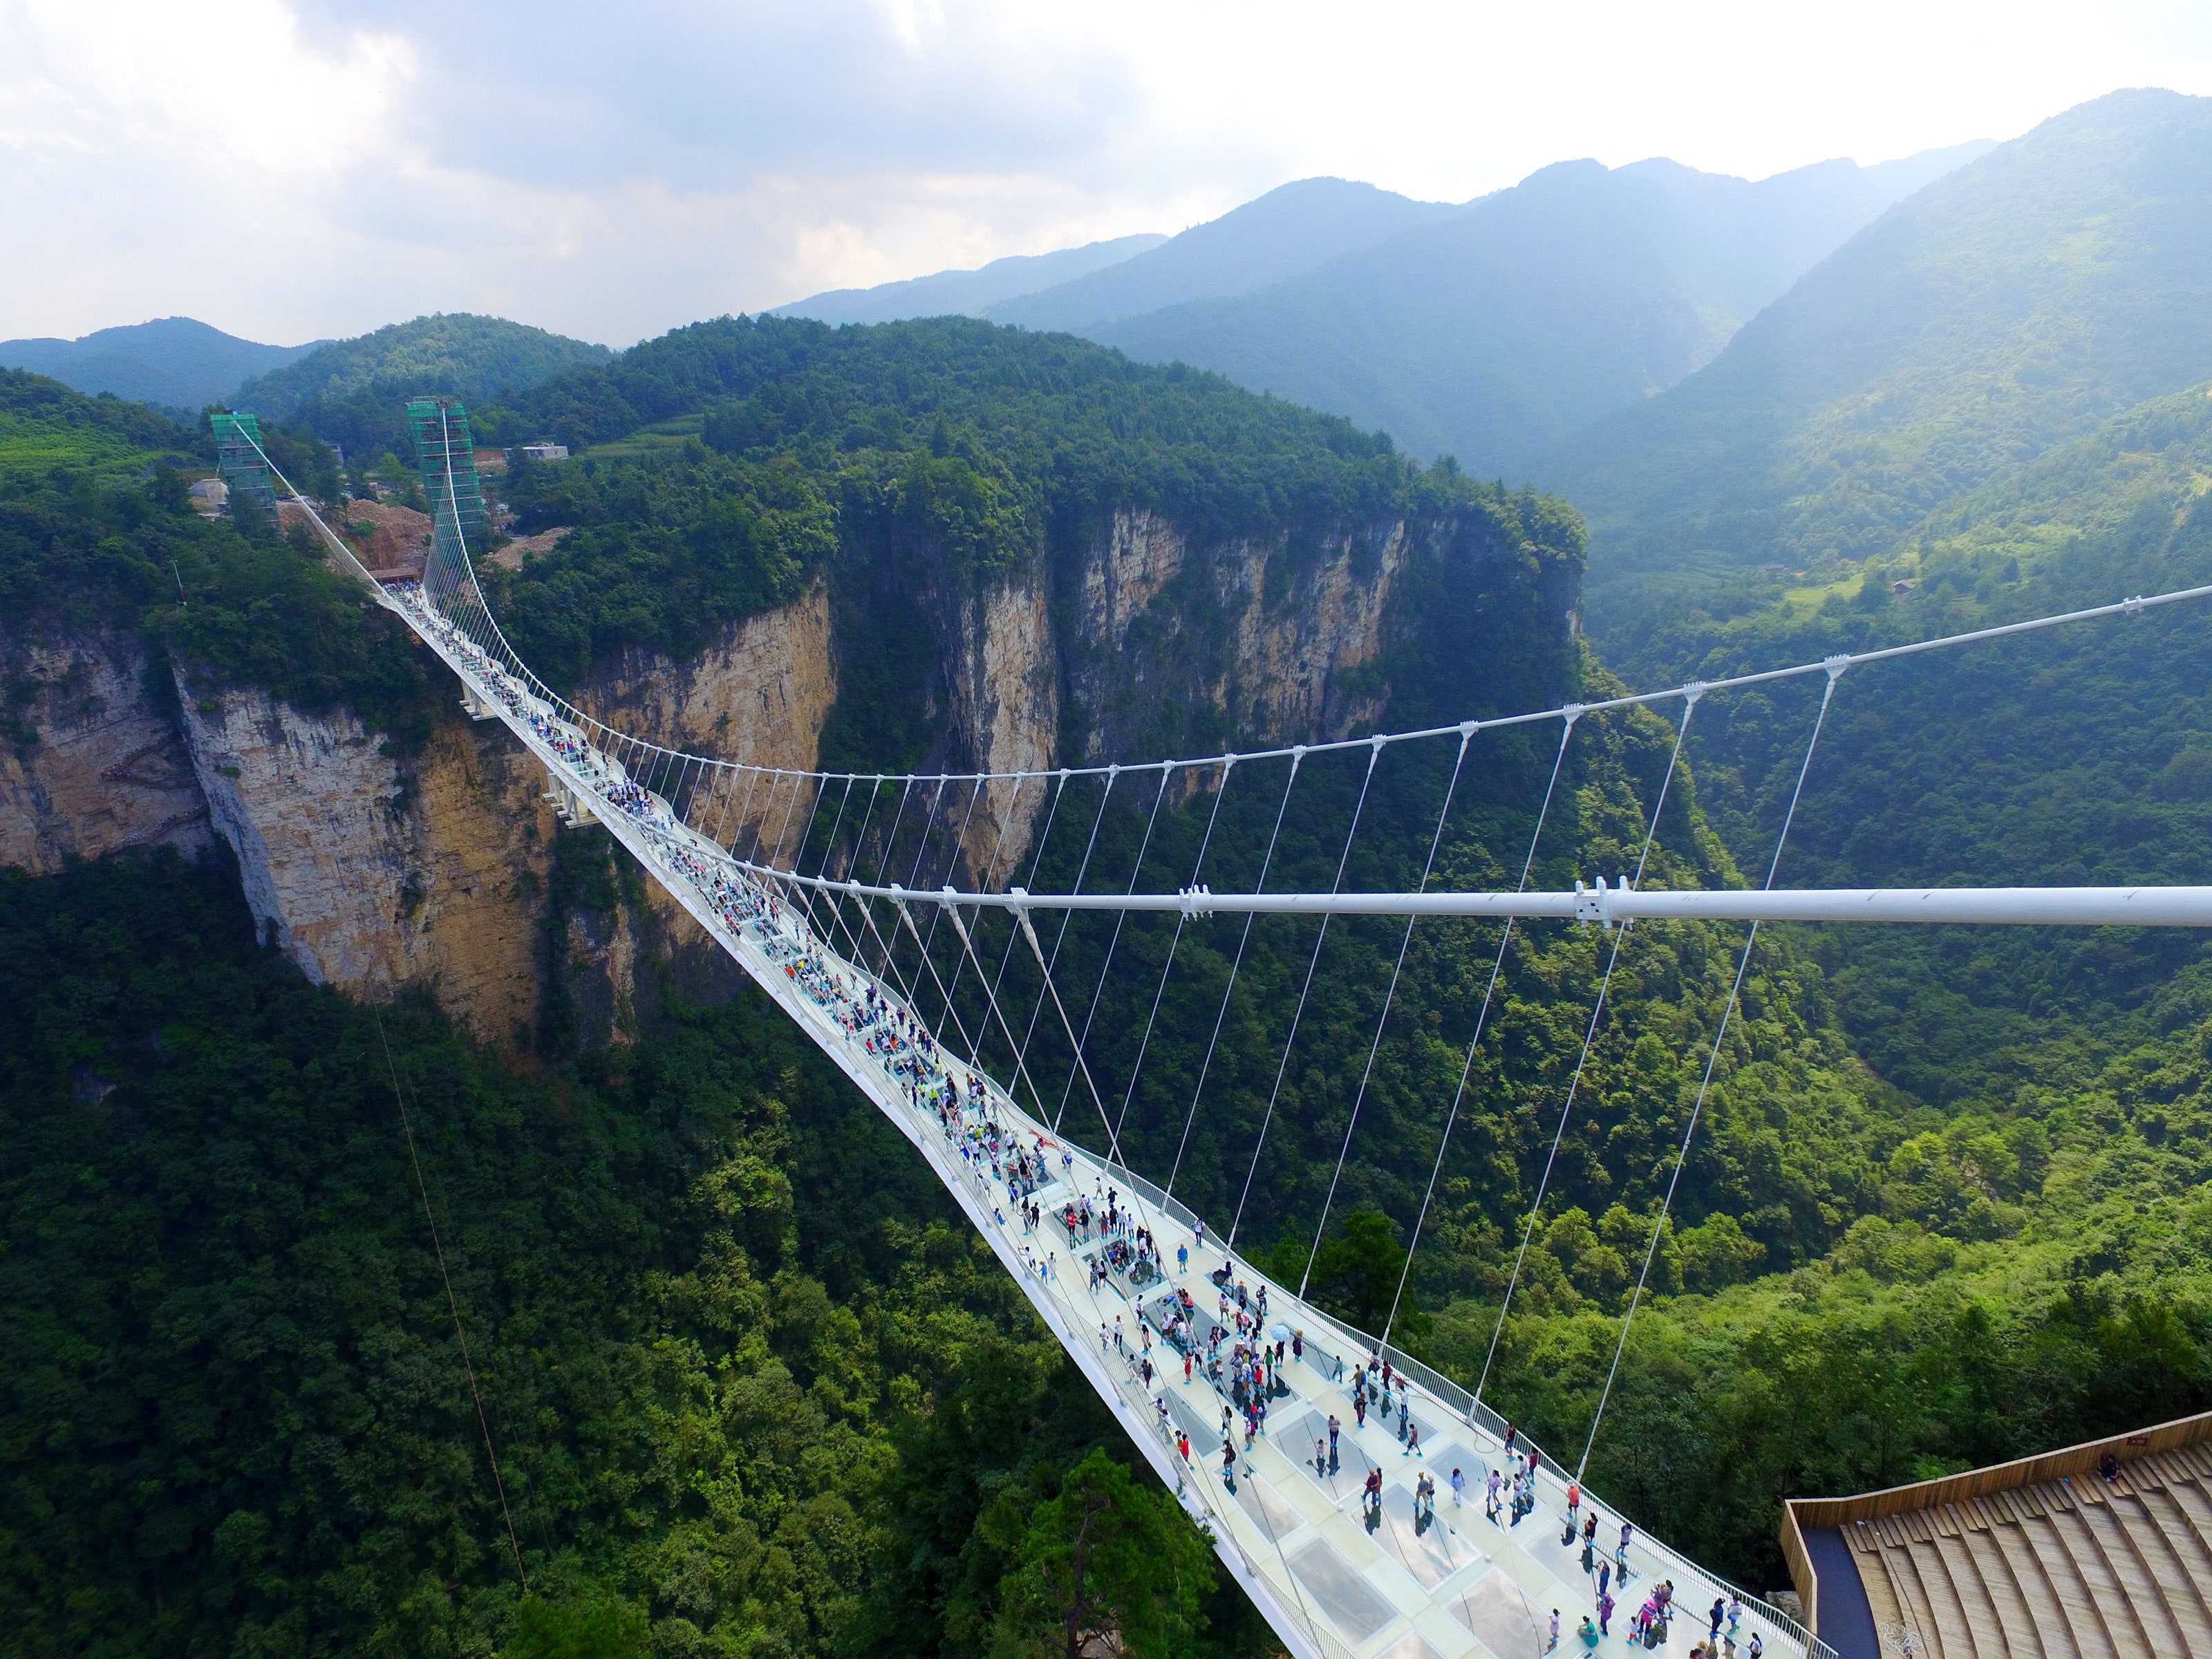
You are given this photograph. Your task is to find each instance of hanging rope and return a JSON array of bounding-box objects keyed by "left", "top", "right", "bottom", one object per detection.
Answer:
[
  {"left": 1165, "top": 751, "right": 1302, "bottom": 1201},
  {"left": 934, "top": 774, "right": 1025, "bottom": 1031},
  {"left": 1299, "top": 726, "right": 1474, "bottom": 1299},
  {"left": 977, "top": 772, "right": 1067, "bottom": 1068},
  {"left": 909, "top": 774, "right": 984, "bottom": 1017},
  {"left": 1230, "top": 740, "right": 1384, "bottom": 1248},
  {"left": 1379, "top": 713, "right": 1579, "bottom": 1355},
  {"left": 376, "top": 1020, "right": 528, "bottom": 1595},
  {"left": 1011, "top": 767, "right": 1118, "bottom": 1116},
  {"left": 1473, "top": 692, "right": 1701, "bottom": 1409},
  {"left": 1051, "top": 760, "right": 1175, "bottom": 1134},
  {"left": 1577, "top": 664, "right": 1844, "bottom": 1479},
  {"left": 1111, "top": 758, "right": 1235, "bottom": 1147}
]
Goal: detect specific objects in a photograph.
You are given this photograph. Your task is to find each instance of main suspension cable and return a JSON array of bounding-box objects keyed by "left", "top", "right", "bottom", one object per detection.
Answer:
[
  {"left": 377, "top": 1019, "right": 528, "bottom": 1595},
  {"left": 1577, "top": 666, "right": 1844, "bottom": 1479}
]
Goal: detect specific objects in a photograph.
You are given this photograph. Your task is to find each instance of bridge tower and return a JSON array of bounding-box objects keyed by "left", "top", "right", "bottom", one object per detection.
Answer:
[
  {"left": 210, "top": 411, "right": 276, "bottom": 518},
  {"left": 406, "top": 398, "right": 487, "bottom": 542}
]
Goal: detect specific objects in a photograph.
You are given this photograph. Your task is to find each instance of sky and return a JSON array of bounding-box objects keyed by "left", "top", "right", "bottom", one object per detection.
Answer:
[{"left": 3, "top": 0, "right": 2210, "bottom": 348}]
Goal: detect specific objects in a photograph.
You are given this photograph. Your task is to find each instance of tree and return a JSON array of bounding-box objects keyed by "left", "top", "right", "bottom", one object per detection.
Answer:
[
  {"left": 991, "top": 1449, "right": 1213, "bottom": 1659},
  {"left": 500, "top": 1594, "right": 650, "bottom": 1659}
]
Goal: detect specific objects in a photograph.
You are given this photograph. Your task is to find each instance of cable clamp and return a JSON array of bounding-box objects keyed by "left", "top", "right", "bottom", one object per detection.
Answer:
[
  {"left": 1823, "top": 655, "right": 1851, "bottom": 679},
  {"left": 1180, "top": 884, "right": 1216, "bottom": 919},
  {"left": 1682, "top": 681, "right": 1709, "bottom": 708},
  {"left": 1562, "top": 702, "right": 1585, "bottom": 727},
  {"left": 2122, "top": 594, "right": 2146, "bottom": 616}
]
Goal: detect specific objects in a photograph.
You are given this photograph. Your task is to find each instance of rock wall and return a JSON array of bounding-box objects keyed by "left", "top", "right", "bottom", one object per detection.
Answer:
[
  {"left": 2, "top": 493, "right": 1562, "bottom": 1047},
  {"left": 577, "top": 577, "right": 838, "bottom": 863},
  {"left": 175, "top": 674, "right": 555, "bottom": 1041},
  {"left": 0, "top": 630, "right": 212, "bottom": 872}
]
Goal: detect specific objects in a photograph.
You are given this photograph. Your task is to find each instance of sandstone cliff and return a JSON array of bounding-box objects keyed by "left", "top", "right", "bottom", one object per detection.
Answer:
[
  {"left": 2, "top": 486, "right": 1567, "bottom": 1046},
  {"left": 1, "top": 630, "right": 212, "bottom": 872}
]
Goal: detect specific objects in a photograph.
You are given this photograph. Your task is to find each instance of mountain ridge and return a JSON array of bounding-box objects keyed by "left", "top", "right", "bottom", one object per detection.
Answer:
[{"left": 0, "top": 317, "right": 320, "bottom": 412}]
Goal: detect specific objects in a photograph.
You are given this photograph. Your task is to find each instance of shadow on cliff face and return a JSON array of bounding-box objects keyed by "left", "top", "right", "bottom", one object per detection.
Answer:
[{"left": 534, "top": 823, "right": 749, "bottom": 1060}]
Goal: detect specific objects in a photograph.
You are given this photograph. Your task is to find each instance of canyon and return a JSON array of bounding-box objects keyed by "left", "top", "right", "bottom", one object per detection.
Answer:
[{"left": 1, "top": 495, "right": 1565, "bottom": 1046}]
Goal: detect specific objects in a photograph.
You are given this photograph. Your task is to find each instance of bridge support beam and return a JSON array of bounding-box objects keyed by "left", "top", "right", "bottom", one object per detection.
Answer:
[{"left": 542, "top": 769, "right": 596, "bottom": 828}]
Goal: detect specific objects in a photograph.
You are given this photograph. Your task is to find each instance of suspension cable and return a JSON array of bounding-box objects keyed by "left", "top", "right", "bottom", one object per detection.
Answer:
[
  {"left": 1230, "top": 740, "right": 1384, "bottom": 1248},
  {"left": 1577, "top": 666, "right": 1844, "bottom": 1479},
  {"left": 1051, "top": 760, "right": 1174, "bottom": 1134},
  {"left": 1166, "top": 751, "right": 1301, "bottom": 1201},
  {"left": 1378, "top": 714, "right": 1579, "bottom": 1356},
  {"left": 1112, "top": 758, "right": 1235, "bottom": 1146},
  {"left": 1299, "top": 726, "right": 1473, "bottom": 1299},
  {"left": 935, "top": 774, "right": 1024, "bottom": 1032},
  {"left": 910, "top": 774, "right": 984, "bottom": 1018},
  {"left": 1012, "top": 767, "right": 1118, "bottom": 1116},
  {"left": 980, "top": 772, "right": 1067, "bottom": 1068},
  {"left": 1473, "top": 695, "right": 1700, "bottom": 1407},
  {"left": 377, "top": 1019, "right": 528, "bottom": 1595}
]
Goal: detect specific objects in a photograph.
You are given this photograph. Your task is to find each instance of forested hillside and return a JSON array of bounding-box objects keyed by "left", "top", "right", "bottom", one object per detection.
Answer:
[
  {"left": 1091, "top": 144, "right": 1986, "bottom": 476},
  {"left": 236, "top": 314, "right": 612, "bottom": 470},
  {"left": 0, "top": 317, "right": 317, "bottom": 413},
  {"left": 1555, "top": 88, "right": 2212, "bottom": 622}
]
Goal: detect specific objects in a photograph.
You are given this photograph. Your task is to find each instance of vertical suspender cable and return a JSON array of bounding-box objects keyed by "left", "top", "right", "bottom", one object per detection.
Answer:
[
  {"left": 1577, "top": 664, "right": 1844, "bottom": 1480},
  {"left": 936, "top": 774, "right": 1024, "bottom": 1033},
  {"left": 1473, "top": 693, "right": 1700, "bottom": 1411},
  {"left": 1230, "top": 739, "right": 1384, "bottom": 1248},
  {"left": 1051, "top": 759, "right": 1175, "bottom": 1134},
  {"left": 1011, "top": 767, "right": 1119, "bottom": 1115},
  {"left": 1299, "top": 726, "right": 1474, "bottom": 1298},
  {"left": 1165, "top": 751, "right": 1301, "bottom": 1202},
  {"left": 1111, "top": 758, "right": 1235, "bottom": 1146},
  {"left": 979, "top": 772, "right": 1067, "bottom": 1069},
  {"left": 1379, "top": 714, "right": 1578, "bottom": 1356}
]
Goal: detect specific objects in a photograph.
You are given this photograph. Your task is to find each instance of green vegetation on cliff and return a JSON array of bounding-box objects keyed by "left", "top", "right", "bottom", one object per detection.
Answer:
[{"left": 0, "top": 371, "right": 436, "bottom": 744}]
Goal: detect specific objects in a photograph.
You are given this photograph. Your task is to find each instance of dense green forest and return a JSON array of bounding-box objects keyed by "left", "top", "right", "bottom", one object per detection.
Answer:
[
  {"left": 0, "top": 852, "right": 1257, "bottom": 1659},
  {"left": 0, "top": 371, "right": 438, "bottom": 747},
  {"left": 234, "top": 315, "right": 612, "bottom": 474}
]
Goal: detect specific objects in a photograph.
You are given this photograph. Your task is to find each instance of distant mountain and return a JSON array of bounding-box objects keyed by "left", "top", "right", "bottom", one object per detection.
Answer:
[
  {"left": 1547, "top": 89, "right": 2212, "bottom": 608},
  {"left": 774, "top": 234, "right": 1167, "bottom": 326},
  {"left": 236, "top": 312, "right": 612, "bottom": 463},
  {"left": 1087, "top": 144, "right": 1990, "bottom": 478},
  {"left": 0, "top": 317, "right": 319, "bottom": 412},
  {"left": 986, "top": 178, "right": 1466, "bottom": 332}
]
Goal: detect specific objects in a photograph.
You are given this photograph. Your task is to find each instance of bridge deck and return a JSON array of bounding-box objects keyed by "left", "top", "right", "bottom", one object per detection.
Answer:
[{"left": 382, "top": 580, "right": 1817, "bottom": 1659}]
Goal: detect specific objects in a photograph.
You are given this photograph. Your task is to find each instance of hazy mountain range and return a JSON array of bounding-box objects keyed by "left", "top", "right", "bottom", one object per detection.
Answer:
[
  {"left": 0, "top": 317, "right": 322, "bottom": 412},
  {"left": 778, "top": 144, "right": 1992, "bottom": 474}
]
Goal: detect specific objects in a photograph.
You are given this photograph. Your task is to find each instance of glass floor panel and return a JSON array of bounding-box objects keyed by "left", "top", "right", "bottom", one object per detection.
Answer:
[{"left": 1287, "top": 1537, "right": 1399, "bottom": 1647}]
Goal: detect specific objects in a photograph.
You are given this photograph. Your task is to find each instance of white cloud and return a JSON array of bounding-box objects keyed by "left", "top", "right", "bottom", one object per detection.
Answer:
[{"left": 1, "top": 0, "right": 2209, "bottom": 346}]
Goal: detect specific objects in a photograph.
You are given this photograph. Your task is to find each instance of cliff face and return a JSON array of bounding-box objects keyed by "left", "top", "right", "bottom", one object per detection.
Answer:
[
  {"left": 3, "top": 491, "right": 1573, "bottom": 1046},
  {"left": 0, "top": 630, "right": 212, "bottom": 872},
  {"left": 174, "top": 677, "right": 556, "bottom": 1040}
]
